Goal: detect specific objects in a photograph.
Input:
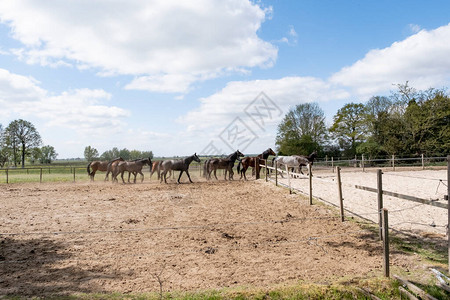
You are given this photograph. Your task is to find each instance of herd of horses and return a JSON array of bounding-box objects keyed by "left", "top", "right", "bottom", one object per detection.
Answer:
[{"left": 86, "top": 149, "right": 317, "bottom": 184}]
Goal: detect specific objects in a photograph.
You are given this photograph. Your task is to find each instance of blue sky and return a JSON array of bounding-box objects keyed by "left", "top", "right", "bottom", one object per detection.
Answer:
[{"left": 1, "top": 0, "right": 449, "bottom": 158}]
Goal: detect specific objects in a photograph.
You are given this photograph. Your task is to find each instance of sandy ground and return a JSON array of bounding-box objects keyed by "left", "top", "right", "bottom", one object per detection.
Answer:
[
  {"left": 0, "top": 174, "right": 419, "bottom": 296},
  {"left": 274, "top": 167, "right": 448, "bottom": 236}
]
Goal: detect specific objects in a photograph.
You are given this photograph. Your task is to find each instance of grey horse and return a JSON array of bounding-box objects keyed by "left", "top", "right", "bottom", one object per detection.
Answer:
[{"left": 160, "top": 153, "right": 201, "bottom": 184}]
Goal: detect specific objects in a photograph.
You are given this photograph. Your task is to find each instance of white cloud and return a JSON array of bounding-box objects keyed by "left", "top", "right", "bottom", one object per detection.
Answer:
[
  {"left": 125, "top": 73, "right": 198, "bottom": 94},
  {"left": 178, "top": 23, "right": 450, "bottom": 153},
  {"left": 0, "top": 0, "right": 277, "bottom": 93},
  {"left": 179, "top": 76, "right": 348, "bottom": 133},
  {"left": 330, "top": 23, "right": 450, "bottom": 98},
  {"left": 409, "top": 23, "right": 421, "bottom": 34},
  {"left": 0, "top": 68, "right": 130, "bottom": 135}
]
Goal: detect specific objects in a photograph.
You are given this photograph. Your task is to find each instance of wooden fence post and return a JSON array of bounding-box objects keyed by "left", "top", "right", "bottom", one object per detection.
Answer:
[
  {"left": 40, "top": 168, "right": 43, "bottom": 183},
  {"left": 73, "top": 167, "right": 76, "bottom": 182},
  {"left": 265, "top": 159, "right": 268, "bottom": 182},
  {"left": 285, "top": 164, "right": 291, "bottom": 194},
  {"left": 377, "top": 169, "right": 383, "bottom": 240},
  {"left": 422, "top": 153, "right": 425, "bottom": 170},
  {"left": 382, "top": 208, "right": 390, "bottom": 277},
  {"left": 275, "top": 162, "right": 278, "bottom": 186},
  {"left": 392, "top": 154, "right": 395, "bottom": 171},
  {"left": 336, "top": 167, "right": 344, "bottom": 222},
  {"left": 332, "top": 157, "right": 334, "bottom": 173},
  {"left": 362, "top": 154, "right": 365, "bottom": 172},
  {"left": 6, "top": 168, "right": 8, "bottom": 184},
  {"left": 308, "top": 163, "right": 313, "bottom": 205}
]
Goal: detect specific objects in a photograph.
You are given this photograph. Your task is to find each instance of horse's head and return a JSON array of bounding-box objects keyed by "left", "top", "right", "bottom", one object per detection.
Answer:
[
  {"left": 193, "top": 153, "right": 201, "bottom": 163},
  {"left": 309, "top": 151, "right": 318, "bottom": 162},
  {"left": 236, "top": 150, "right": 245, "bottom": 158},
  {"left": 147, "top": 157, "right": 153, "bottom": 165},
  {"left": 268, "top": 148, "right": 276, "bottom": 156}
]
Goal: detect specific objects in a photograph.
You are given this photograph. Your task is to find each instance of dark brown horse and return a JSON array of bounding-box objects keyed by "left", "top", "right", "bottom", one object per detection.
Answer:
[
  {"left": 160, "top": 153, "right": 201, "bottom": 184},
  {"left": 236, "top": 148, "right": 276, "bottom": 180},
  {"left": 206, "top": 150, "right": 244, "bottom": 181},
  {"left": 87, "top": 157, "right": 124, "bottom": 181}
]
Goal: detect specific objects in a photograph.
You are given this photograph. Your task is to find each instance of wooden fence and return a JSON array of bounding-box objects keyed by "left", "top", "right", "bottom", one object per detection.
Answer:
[{"left": 260, "top": 155, "right": 450, "bottom": 275}]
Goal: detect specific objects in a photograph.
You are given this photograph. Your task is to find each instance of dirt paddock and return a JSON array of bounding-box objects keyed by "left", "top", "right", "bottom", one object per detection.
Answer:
[{"left": 1, "top": 177, "right": 420, "bottom": 296}]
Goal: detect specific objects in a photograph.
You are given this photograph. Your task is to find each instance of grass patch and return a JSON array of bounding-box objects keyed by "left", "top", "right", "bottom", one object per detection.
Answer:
[{"left": 0, "top": 278, "right": 406, "bottom": 299}]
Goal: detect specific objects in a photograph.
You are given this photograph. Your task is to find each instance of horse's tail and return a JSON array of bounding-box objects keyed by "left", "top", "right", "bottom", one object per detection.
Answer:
[
  {"left": 205, "top": 160, "right": 211, "bottom": 179},
  {"left": 87, "top": 162, "right": 92, "bottom": 176}
]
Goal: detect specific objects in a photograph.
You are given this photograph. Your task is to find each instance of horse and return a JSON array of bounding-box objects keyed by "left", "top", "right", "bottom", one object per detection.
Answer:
[
  {"left": 104, "top": 157, "right": 127, "bottom": 181},
  {"left": 273, "top": 156, "right": 309, "bottom": 178},
  {"left": 292, "top": 151, "right": 317, "bottom": 174},
  {"left": 87, "top": 157, "right": 123, "bottom": 181},
  {"left": 150, "top": 160, "right": 172, "bottom": 180},
  {"left": 273, "top": 151, "right": 317, "bottom": 178},
  {"left": 206, "top": 150, "right": 244, "bottom": 181},
  {"left": 160, "top": 153, "right": 201, "bottom": 184},
  {"left": 112, "top": 158, "right": 152, "bottom": 184},
  {"left": 236, "top": 148, "right": 276, "bottom": 180}
]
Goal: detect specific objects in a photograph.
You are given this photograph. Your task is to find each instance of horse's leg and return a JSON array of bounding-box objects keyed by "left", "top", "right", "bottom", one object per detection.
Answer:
[
  {"left": 177, "top": 170, "right": 184, "bottom": 184},
  {"left": 160, "top": 169, "right": 168, "bottom": 184},
  {"left": 213, "top": 168, "right": 218, "bottom": 180},
  {"left": 138, "top": 171, "right": 144, "bottom": 183},
  {"left": 121, "top": 171, "right": 126, "bottom": 184},
  {"left": 278, "top": 163, "right": 284, "bottom": 178},
  {"left": 185, "top": 169, "right": 194, "bottom": 183},
  {"left": 164, "top": 170, "right": 168, "bottom": 184}
]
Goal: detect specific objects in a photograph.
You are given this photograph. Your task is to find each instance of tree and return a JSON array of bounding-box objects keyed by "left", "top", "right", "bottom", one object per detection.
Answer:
[
  {"left": 0, "top": 124, "right": 7, "bottom": 167},
  {"left": 141, "top": 151, "right": 154, "bottom": 160},
  {"left": 275, "top": 103, "right": 327, "bottom": 155},
  {"left": 40, "top": 145, "right": 58, "bottom": 164},
  {"left": 30, "top": 147, "right": 42, "bottom": 164},
  {"left": 119, "top": 148, "right": 131, "bottom": 160},
  {"left": 329, "top": 103, "right": 367, "bottom": 157},
  {"left": 4, "top": 119, "right": 42, "bottom": 168},
  {"left": 84, "top": 146, "right": 99, "bottom": 162}
]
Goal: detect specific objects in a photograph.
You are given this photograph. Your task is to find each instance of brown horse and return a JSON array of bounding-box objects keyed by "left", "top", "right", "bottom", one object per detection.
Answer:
[
  {"left": 105, "top": 158, "right": 127, "bottom": 181},
  {"left": 237, "top": 148, "right": 276, "bottom": 180},
  {"left": 150, "top": 160, "right": 171, "bottom": 180},
  {"left": 112, "top": 158, "right": 152, "bottom": 184},
  {"left": 206, "top": 150, "right": 244, "bottom": 180},
  {"left": 87, "top": 157, "right": 123, "bottom": 181}
]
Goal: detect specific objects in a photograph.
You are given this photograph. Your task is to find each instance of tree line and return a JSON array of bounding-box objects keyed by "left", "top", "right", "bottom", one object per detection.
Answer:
[
  {"left": 275, "top": 83, "right": 450, "bottom": 159},
  {"left": 0, "top": 119, "right": 57, "bottom": 168},
  {"left": 84, "top": 146, "right": 153, "bottom": 162}
]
